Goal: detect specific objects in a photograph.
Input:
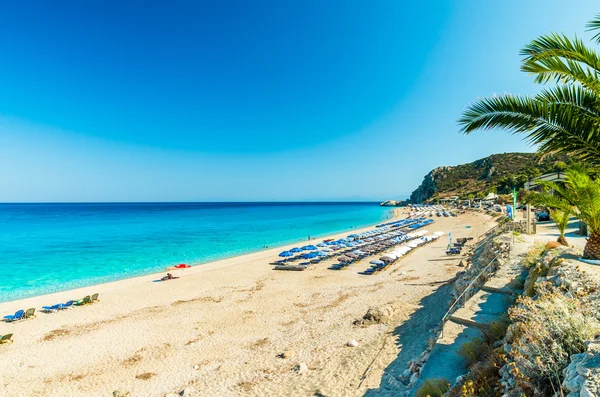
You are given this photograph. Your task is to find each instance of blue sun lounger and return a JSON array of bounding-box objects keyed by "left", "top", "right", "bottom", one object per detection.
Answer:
[
  {"left": 61, "top": 300, "right": 75, "bottom": 309},
  {"left": 3, "top": 310, "right": 25, "bottom": 322},
  {"left": 42, "top": 304, "right": 63, "bottom": 313}
]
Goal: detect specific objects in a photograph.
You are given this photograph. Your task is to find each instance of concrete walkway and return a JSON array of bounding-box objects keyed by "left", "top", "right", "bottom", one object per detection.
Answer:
[{"left": 411, "top": 236, "right": 530, "bottom": 393}]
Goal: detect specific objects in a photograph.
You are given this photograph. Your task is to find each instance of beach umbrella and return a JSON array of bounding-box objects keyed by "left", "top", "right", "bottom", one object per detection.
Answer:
[
  {"left": 338, "top": 256, "right": 352, "bottom": 263},
  {"left": 174, "top": 263, "right": 190, "bottom": 269},
  {"left": 290, "top": 247, "right": 302, "bottom": 253},
  {"left": 317, "top": 243, "right": 328, "bottom": 247},
  {"left": 316, "top": 251, "right": 328, "bottom": 257},
  {"left": 279, "top": 251, "right": 294, "bottom": 257},
  {"left": 345, "top": 253, "right": 359, "bottom": 259},
  {"left": 370, "top": 260, "right": 385, "bottom": 266},
  {"left": 302, "top": 252, "right": 318, "bottom": 259},
  {"left": 321, "top": 248, "right": 333, "bottom": 252},
  {"left": 301, "top": 245, "right": 318, "bottom": 251}
]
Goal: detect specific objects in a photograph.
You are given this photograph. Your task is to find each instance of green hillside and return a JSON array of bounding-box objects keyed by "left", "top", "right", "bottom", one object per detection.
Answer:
[{"left": 408, "top": 152, "right": 572, "bottom": 203}]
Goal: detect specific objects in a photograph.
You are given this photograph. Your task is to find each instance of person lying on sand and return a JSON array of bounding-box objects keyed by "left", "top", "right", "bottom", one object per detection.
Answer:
[{"left": 160, "top": 273, "right": 178, "bottom": 281}]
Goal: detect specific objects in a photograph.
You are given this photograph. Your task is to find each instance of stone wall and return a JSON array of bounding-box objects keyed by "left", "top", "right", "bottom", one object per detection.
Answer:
[
  {"left": 498, "top": 247, "right": 600, "bottom": 396},
  {"left": 562, "top": 339, "right": 600, "bottom": 397}
]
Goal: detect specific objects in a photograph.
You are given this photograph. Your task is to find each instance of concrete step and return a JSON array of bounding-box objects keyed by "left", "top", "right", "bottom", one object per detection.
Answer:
[
  {"left": 448, "top": 315, "right": 486, "bottom": 329},
  {"left": 481, "top": 285, "right": 517, "bottom": 295}
]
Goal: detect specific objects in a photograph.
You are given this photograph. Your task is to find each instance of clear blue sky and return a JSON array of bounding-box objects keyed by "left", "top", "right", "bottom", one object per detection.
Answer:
[{"left": 0, "top": 1, "right": 598, "bottom": 202}]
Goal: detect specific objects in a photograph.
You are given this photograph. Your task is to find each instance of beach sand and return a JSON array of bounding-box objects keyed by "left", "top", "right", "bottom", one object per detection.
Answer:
[{"left": 0, "top": 210, "right": 494, "bottom": 397}]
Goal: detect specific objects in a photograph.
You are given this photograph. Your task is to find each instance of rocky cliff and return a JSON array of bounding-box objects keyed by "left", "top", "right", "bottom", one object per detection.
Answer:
[{"left": 407, "top": 152, "right": 572, "bottom": 203}]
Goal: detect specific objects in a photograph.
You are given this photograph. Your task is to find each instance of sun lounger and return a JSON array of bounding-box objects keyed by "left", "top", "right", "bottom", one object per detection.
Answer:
[
  {"left": 42, "top": 304, "right": 62, "bottom": 313},
  {"left": 24, "top": 308, "right": 36, "bottom": 319},
  {"left": 75, "top": 296, "right": 91, "bottom": 306},
  {"left": 3, "top": 310, "right": 24, "bottom": 322},
  {"left": 61, "top": 300, "right": 75, "bottom": 309},
  {"left": 0, "top": 333, "right": 13, "bottom": 344}
]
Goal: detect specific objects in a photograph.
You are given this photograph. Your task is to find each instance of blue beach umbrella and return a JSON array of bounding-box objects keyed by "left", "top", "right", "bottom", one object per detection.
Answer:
[
  {"left": 302, "top": 252, "right": 318, "bottom": 259},
  {"left": 279, "top": 251, "right": 294, "bottom": 257},
  {"left": 301, "top": 245, "right": 318, "bottom": 251},
  {"left": 290, "top": 247, "right": 302, "bottom": 253},
  {"left": 316, "top": 243, "right": 327, "bottom": 247},
  {"left": 316, "top": 251, "right": 328, "bottom": 257}
]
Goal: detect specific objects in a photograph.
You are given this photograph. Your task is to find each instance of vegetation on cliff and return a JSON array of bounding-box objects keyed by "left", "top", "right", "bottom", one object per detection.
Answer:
[{"left": 408, "top": 152, "right": 570, "bottom": 203}]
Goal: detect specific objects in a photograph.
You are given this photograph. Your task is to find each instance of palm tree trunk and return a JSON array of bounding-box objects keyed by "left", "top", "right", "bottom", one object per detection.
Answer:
[
  {"left": 557, "top": 235, "right": 569, "bottom": 246},
  {"left": 583, "top": 233, "right": 600, "bottom": 260}
]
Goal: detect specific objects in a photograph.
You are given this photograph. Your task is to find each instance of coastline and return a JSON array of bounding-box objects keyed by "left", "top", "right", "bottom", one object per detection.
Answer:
[
  {"left": 0, "top": 209, "right": 497, "bottom": 397},
  {"left": 0, "top": 208, "right": 401, "bottom": 310}
]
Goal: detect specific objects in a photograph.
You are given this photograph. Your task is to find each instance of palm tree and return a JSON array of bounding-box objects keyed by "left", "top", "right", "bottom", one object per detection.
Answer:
[
  {"left": 529, "top": 165, "right": 600, "bottom": 259},
  {"left": 550, "top": 208, "right": 572, "bottom": 246},
  {"left": 458, "top": 15, "right": 600, "bottom": 164},
  {"left": 526, "top": 189, "right": 572, "bottom": 245}
]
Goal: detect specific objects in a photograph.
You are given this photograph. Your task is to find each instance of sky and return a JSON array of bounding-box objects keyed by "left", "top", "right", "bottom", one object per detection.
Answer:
[{"left": 0, "top": 0, "right": 598, "bottom": 202}]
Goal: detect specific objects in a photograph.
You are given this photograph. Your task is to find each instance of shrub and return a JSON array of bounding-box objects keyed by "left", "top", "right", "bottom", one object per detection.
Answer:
[
  {"left": 483, "top": 316, "right": 510, "bottom": 343},
  {"left": 459, "top": 338, "right": 486, "bottom": 367},
  {"left": 523, "top": 243, "right": 545, "bottom": 269},
  {"left": 545, "top": 241, "right": 562, "bottom": 250},
  {"left": 505, "top": 283, "right": 600, "bottom": 394},
  {"left": 447, "top": 350, "right": 504, "bottom": 397},
  {"left": 417, "top": 378, "right": 451, "bottom": 397}
]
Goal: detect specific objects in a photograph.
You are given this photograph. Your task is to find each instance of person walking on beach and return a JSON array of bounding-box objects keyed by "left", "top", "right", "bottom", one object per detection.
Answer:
[{"left": 308, "top": 234, "right": 311, "bottom": 240}]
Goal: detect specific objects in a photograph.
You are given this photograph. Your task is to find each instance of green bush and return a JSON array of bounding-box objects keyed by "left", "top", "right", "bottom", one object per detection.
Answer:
[
  {"left": 458, "top": 338, "right": 485, "bottom": 367},
  {"left": 484, "top": 316, "right": 510, "bottom": 343},
  {"left": 417, "top": 378, "right": 451, "bottom": 397}
]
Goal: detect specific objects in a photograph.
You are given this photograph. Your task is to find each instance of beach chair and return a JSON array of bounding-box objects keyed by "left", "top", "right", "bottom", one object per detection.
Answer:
[
  {"left": 3, "top": 310, "right": 24, "bottom": 322},
  {"left": 90, "top": 293, "right": 99, "bottom": 303},
  {"left": 0, "top": 333, "right": 13, "bottom": 344},
  {"left": 61, "top": 300, "right": 75, "bottom": 309},
  {"left": 42, "top": 304, "right": 61, "bottom": 313},
  {"left": 75, "top": 296, "right": 91, "bottom": 306},
  {"left": 24, "top": 308, "right": 36, "bottom": 319}
]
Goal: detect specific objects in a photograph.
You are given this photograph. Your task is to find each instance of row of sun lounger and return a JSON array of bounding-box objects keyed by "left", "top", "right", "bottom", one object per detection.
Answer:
[
  {"left": 1, "top": 293, "right": 100, "bottom": 345},
  {"left": 273, "top": 218, "right": 433, "bottom": 270},
  {"left": 4, "top": 294, "right": 100, "bottom": 322},
  {"left": 360, "top": 234, "right": 441, "bottom": 274},
  {"left": 41, "top": 293, "right": 99, "bottom": 313}
]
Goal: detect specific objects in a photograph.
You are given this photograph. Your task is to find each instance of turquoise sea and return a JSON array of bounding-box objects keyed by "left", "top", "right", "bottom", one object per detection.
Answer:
[{"left": 0, "top": 202, "right": 392, "bottom": 302}]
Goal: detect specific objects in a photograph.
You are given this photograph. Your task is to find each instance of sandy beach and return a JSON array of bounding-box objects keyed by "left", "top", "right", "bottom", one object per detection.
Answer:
[{"left": 0, "top": 210, "right": 494, "bottom": 397}]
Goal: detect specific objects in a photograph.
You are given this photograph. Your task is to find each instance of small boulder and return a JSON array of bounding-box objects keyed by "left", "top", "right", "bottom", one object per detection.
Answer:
[
  {"left": 192, "top": 364, "right": 200, "bottom": 370},
  {"left": 347, "top": 340, "right": 359, "bottom": 347},
  {"left": 294, "top": 362, "right": 308, "bottom": 374}
]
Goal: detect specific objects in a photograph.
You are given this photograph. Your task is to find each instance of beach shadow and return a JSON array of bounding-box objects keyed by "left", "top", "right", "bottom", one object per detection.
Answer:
[
  {"left": 411, "top": 290, "right": 516, "bottom": 393},
  {"left": 363, "top": 281, "right": 455, "bottom": 396}
]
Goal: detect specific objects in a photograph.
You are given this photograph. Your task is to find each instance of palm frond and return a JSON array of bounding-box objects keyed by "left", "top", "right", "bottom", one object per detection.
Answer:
[
  {"left": 586, "top": 13, "right": 600, "bottom": 44},
  {"left": 458, "top": 93, "right": 600, "bottom": 164},
  {"left": 520, "top": 33, "right": 600, "bottom": 94}
]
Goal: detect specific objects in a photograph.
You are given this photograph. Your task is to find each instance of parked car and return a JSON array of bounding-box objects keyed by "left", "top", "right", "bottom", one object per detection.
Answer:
[{"left": 536, "top": 211, "right": 550, "bottom": 222}]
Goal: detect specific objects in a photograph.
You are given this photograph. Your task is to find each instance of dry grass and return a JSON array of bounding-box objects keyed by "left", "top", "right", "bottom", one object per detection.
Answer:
[
  {"left": 41, "top": 328, "right": 71, "bottom": 342},
  {"left": 417, "top": 378, "right": 451, "bottom": 397},
  {"left": 135, "top": 372, "right": 156, "bottom": 380},
  {"left": 121, "top": 354, "right": 143, "bottom": 366},
  {"left": 237, "top": 380, "right": 257, "bottom": 392},
  {"left": 172, "top": 295, "right": 224, "bottom": 306},
  {"left": 545, "top": 241, "right": 562, "bottom": 250},
  {"left": 319, "top": 292, "right": 355, "bottom": 310},
  {"left": 250, "top": 337, "right": 270, "bottom": 350}
]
